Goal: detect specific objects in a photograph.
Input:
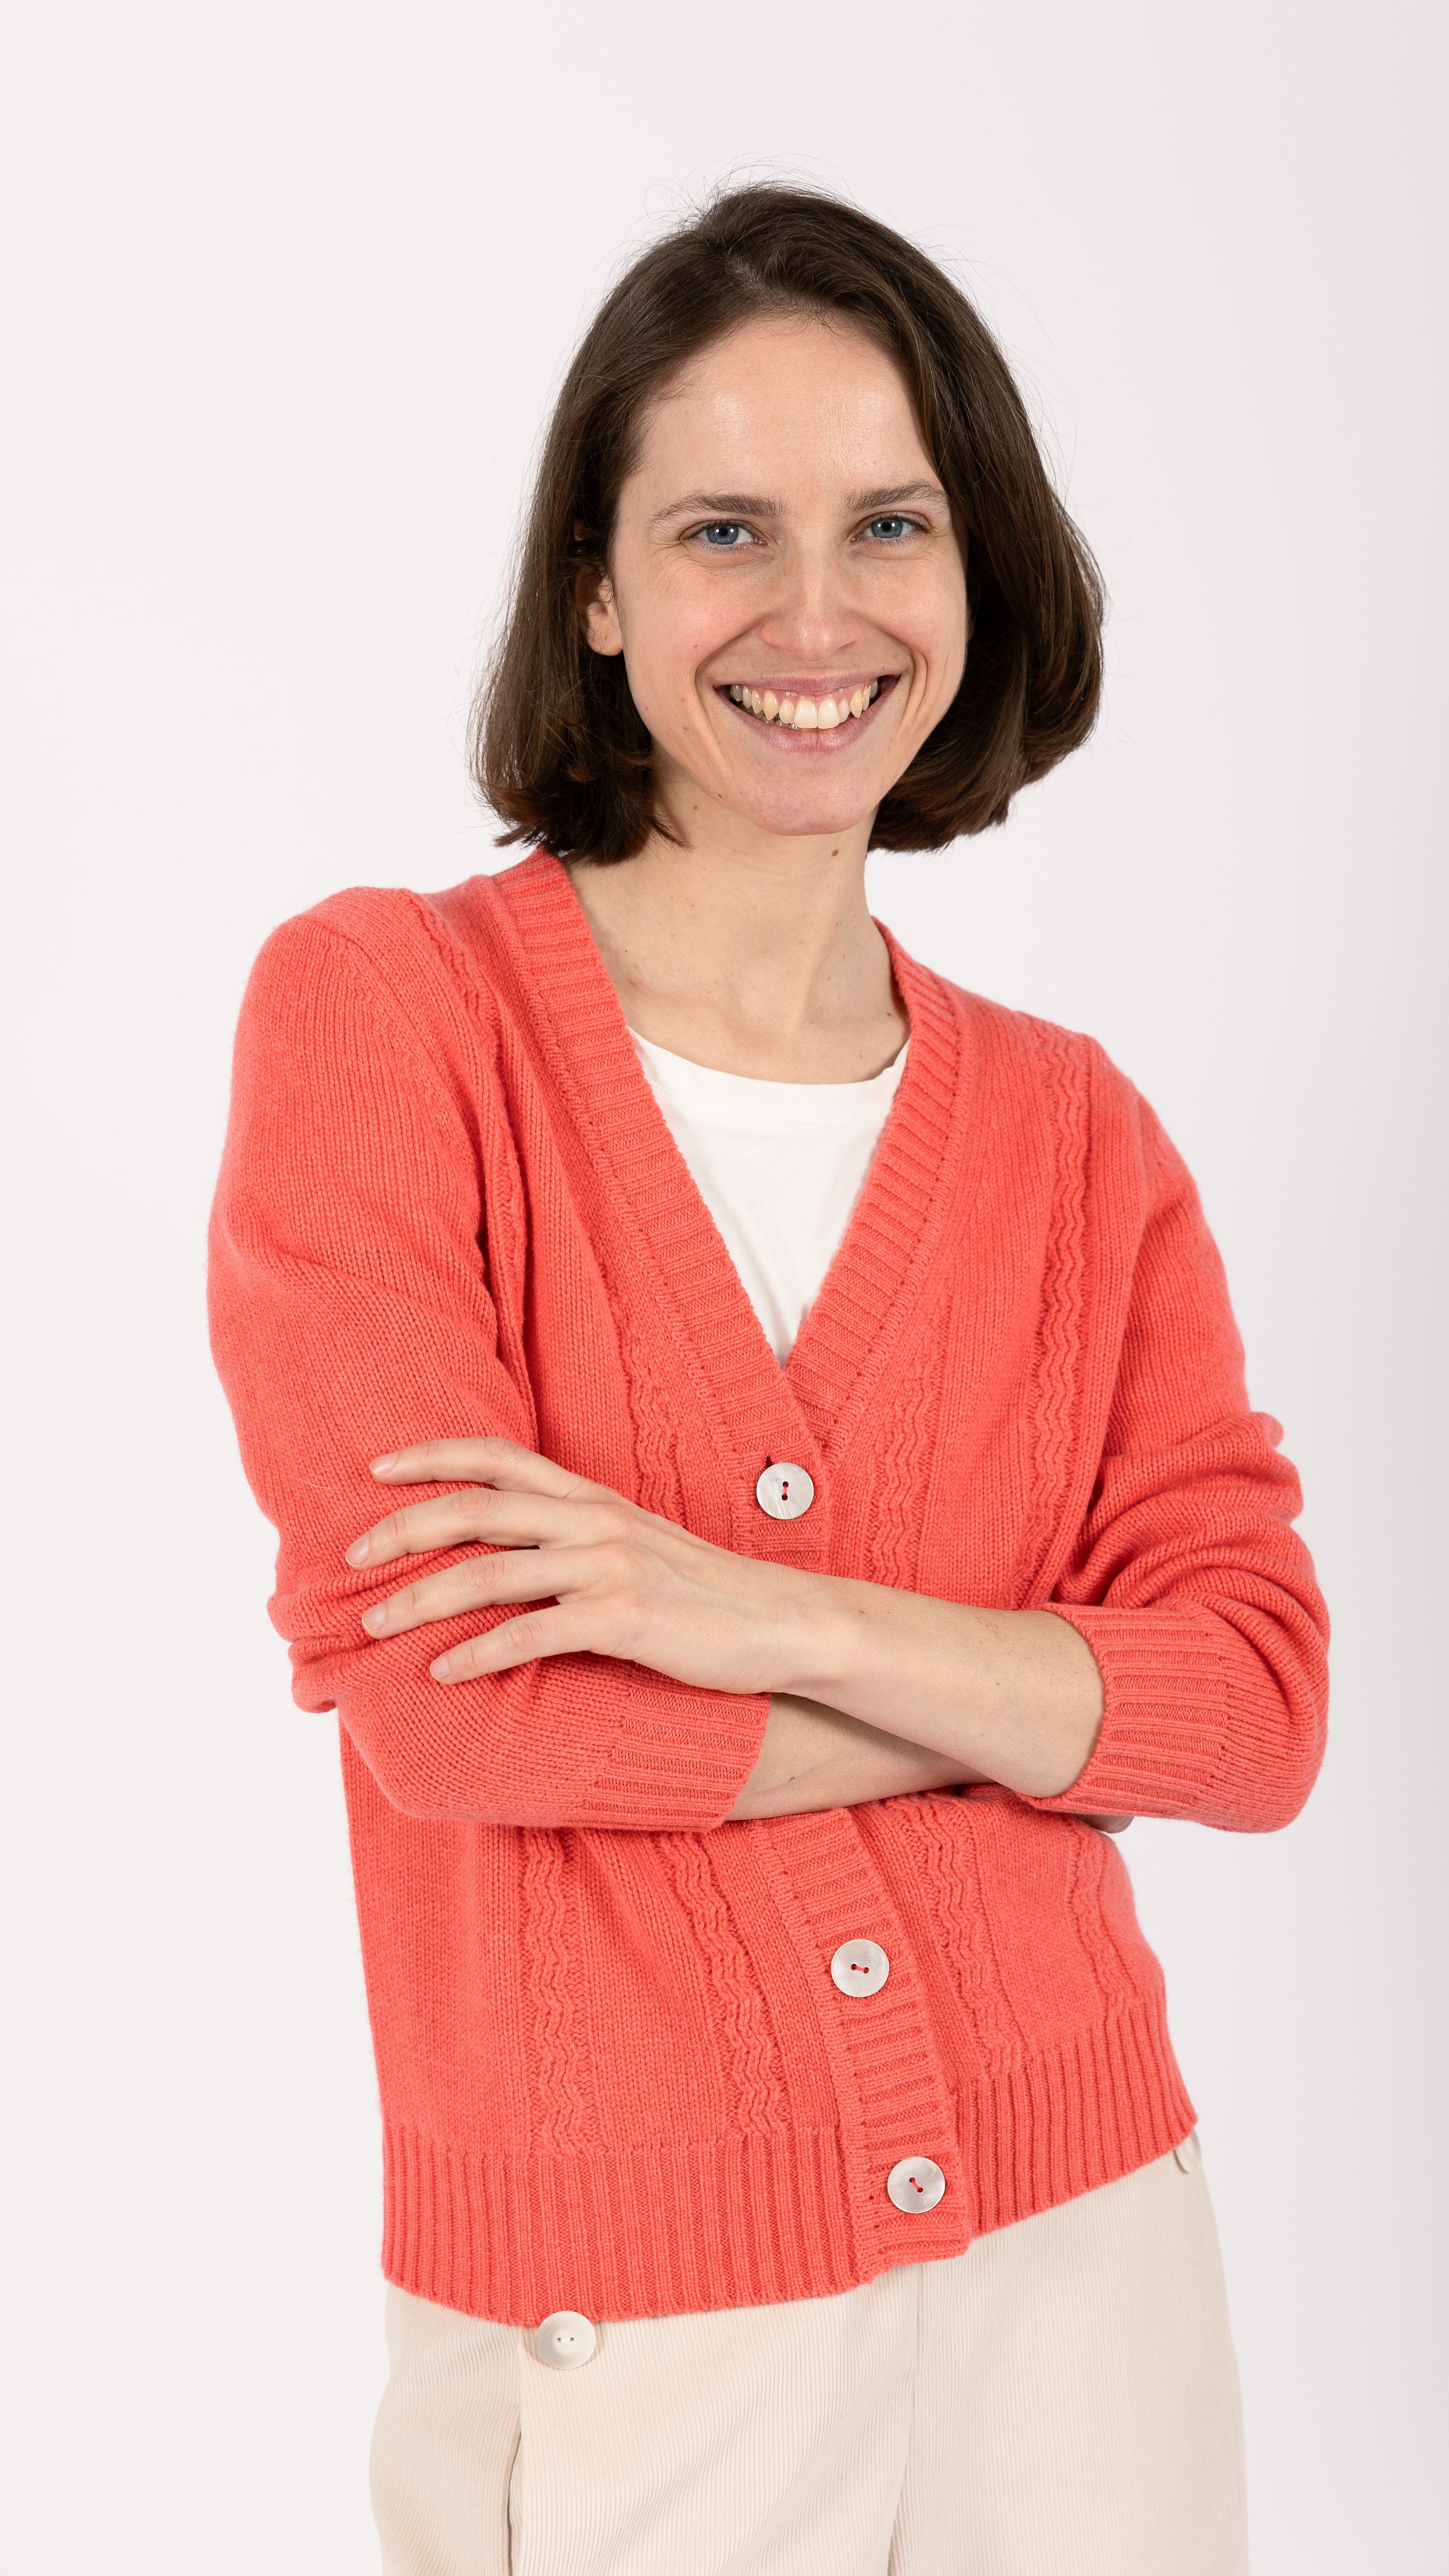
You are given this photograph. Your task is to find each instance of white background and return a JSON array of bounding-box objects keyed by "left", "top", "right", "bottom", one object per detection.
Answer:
[{"left": 3, "top": 2, "right": 1445, "bottom": 2568}]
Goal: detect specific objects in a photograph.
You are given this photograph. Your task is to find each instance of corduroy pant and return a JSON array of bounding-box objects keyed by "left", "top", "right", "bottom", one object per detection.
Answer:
[{"left": 371, "top": 2140, "right": 1247, "bottom": 2574}]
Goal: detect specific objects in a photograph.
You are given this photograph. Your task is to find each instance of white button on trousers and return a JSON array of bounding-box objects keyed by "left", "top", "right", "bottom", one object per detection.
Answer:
[
  {"left": 532, "top": 2310, "right": 596, "bottom": 2370},
  {"left": 371, "top": 2147, "right": 1246, "bottom": 2576}
]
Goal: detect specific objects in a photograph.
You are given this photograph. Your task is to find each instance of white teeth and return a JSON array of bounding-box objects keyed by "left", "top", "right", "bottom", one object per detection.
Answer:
[{"left": 730, "top": 681, "right": 884, "bottom": 729}]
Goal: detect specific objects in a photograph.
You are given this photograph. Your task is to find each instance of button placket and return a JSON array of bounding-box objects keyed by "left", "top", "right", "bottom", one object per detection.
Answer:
[{"left": 752, "top": 1818, "right": 963, "bottom": 2269}]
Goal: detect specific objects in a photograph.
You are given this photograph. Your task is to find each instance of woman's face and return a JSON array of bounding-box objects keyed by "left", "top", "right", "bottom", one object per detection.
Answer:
[{"left": 583, "top": 316, "right": 969, "bottom": 846}]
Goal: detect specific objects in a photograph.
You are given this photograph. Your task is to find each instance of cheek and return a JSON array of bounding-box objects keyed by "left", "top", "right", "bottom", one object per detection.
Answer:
[
  {"left": 621, "top": 583, "right": 728, "bottom": 732},
  {"left": 913, "top": 562, "right": 970, "bottom": 671},
  {"left": 893, "top": 597, "right": 967, "bottom": 732}
]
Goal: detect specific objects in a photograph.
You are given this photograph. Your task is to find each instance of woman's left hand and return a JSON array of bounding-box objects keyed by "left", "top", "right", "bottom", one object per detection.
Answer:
[{"left": 345, "top": 1435, "right": 841, "bottom": 1695}]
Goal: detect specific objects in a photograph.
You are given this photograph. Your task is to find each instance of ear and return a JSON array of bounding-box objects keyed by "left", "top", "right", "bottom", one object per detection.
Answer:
[{"left": 576, "top": 559, "right": 624, "bottom": 659}]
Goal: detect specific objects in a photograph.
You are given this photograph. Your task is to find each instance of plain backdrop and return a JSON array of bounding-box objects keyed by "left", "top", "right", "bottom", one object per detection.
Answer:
[{"left": 3, "top": 2, "right": 1445, "bottom": 2569}]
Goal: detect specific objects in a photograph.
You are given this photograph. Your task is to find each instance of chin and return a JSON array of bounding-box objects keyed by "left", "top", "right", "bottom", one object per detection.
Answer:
[{"left": 727, "top": 776, "right": 886, "bottom": 842}]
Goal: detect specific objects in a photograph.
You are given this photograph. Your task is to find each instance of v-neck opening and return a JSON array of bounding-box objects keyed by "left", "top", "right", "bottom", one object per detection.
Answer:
[
  {"left": 478, "top": 852, "right": 974, "bottom": 1458},
  {"left": 627, "top": 1025, "right": 911, "bottom": 1373}
]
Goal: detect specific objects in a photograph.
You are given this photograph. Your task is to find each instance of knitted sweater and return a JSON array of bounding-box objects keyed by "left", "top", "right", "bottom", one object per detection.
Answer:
[{"left": 208, "top": 850, "right": 1328, "bottom": 2326}]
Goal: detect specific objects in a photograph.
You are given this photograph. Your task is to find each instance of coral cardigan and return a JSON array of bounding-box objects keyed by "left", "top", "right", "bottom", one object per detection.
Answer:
[{"left": 208, "top": 850, "right": 1328, "bottom": 2327}]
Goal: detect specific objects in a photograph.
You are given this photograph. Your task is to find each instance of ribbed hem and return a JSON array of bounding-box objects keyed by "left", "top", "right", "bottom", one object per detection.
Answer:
[
  {"left": 379, "top": 1996, "right": 1195, "bottom": 2325},
  {"left": 958, "top": 1999, "right": 1195, "bottom": 2237},
  {"left": 382, "top": 2122, "right": 860, "bottom": 2327}
]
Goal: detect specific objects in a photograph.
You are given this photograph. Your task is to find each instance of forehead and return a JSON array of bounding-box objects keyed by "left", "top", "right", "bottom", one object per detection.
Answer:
[{"left": 628, "top": 315, "right": 933, "bottom": 489}]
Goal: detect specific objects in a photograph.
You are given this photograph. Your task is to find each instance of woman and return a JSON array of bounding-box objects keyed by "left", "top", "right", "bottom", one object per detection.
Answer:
[{"left": 209, "top": 184, "right": 1327, "bottom": 2573}]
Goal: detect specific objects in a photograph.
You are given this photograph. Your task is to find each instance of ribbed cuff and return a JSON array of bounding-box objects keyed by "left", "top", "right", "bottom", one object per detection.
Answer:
[
  {"left": 322, "top": 1628, "right": 772, "bottom": 1832},
  {"left": 1024, "top": 1601, "right": 1287, "bottom": 1824},
  {"left": 569, "top": 1666, "right": 774, "bottom": 1833}
]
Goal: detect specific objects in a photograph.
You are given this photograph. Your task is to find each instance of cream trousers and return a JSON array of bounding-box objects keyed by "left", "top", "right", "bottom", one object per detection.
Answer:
[{"left": 371, "top": 2141, "right": 1247, "bottom": 2575}]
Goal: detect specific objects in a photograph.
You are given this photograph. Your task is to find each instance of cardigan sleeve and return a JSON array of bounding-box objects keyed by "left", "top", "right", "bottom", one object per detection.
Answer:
[
  {"left": 1030, "top": 1083, "right": 1329, "bottom": 1833},
  {"left": 207, "top": 912, "right": 770, "bottom": 1831}
]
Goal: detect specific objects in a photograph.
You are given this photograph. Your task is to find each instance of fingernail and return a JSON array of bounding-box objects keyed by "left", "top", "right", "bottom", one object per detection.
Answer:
[
  {"left": 371, "top": 1455, "right": 396, "bottom": 1474},
  {"left": 362, "top": 1603, "right": 388, "bottom": 1631},
  {"left": 346, "top": 1538, "right": 370, "bottom": 1563},
  {"left": 430, "top": 1655, "right": 451, "bottom": 1681}
]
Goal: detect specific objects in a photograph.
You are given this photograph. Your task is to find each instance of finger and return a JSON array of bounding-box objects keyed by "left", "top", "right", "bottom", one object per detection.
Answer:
[
  {"left": 369, "top": 1436, "right": 603, "bottom": 1501},
  {"left": 347, "top": 1486, "right": 633, "bottom": 1569},
  {"left": 359, "top": 1545, "right": 613, "bottom": 1636},
  {"left": 1074, "top": 1813, "right": 1133, "bottom": 1834},
  {"left": 429, "top": 1599, "right": 613, "bottom": 1680}
]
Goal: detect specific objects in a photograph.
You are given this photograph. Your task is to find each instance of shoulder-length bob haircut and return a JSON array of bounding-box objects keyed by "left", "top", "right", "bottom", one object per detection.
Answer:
[{"left": 476, "top": 184, "right": 1104, "bottom": 861}]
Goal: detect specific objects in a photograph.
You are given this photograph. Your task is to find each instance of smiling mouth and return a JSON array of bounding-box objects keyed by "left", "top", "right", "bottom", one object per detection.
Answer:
[{"left": 720, "top": 675, "right": 895, "bottom": 733}]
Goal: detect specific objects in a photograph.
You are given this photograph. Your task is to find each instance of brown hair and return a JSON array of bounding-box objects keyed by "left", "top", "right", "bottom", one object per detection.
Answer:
[{"left": 475, "top": 184, "right": 1104, "bottom": 861}]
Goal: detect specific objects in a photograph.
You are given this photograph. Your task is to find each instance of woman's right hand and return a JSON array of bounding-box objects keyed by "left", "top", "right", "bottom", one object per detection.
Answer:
[{"left": 727, "top": 1694, "right": 1133, "bottom": 1829}]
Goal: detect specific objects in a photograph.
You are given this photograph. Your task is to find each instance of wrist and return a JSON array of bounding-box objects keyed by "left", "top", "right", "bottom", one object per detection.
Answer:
[{"left": 783, "top": 1576, "right": 881, "bottom": 1709}]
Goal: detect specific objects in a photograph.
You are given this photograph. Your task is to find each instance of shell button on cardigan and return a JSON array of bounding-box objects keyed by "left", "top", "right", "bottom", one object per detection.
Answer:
[
  {"left": 888, "top": 2158, "right": 948, "bottom": 2214},
  {"left": 207, "top": 850, "right": 1329, "bottom": 2327},
  {"left": 756, "top": 1462, "right": 815, "bottom": 1518},
  {"left": 832, "top": 1940, "right": 891, "bottom": 1997}
]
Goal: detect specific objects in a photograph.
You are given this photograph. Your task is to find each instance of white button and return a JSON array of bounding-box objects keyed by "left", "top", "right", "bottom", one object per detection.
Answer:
[
  {"left": 1173, "top": 2130, "right": 1203, "bottom": 2175},
  {"left": 755, "top": 1462, "right": 815, "bottom": 1520},
  {"left": 830, "top": 1939, "right": 890, "bottom": 1997},
  {"left": 534, "top": 2310, "right": 597, "bottom": 2369},
  {"left": 887, "top": 2157, "right": 946, "bottom": 2213}
]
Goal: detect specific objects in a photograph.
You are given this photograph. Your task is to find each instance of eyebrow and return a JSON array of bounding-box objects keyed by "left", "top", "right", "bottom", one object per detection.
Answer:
[
  {"left": 650, "top": 492, "right": 782, "bottom": 526},
  {"left": 845, "top": 481, "right": 949, "bottom": 511},
  {"left": 649, "top": 479, "right": 949, "bottom": 528}
]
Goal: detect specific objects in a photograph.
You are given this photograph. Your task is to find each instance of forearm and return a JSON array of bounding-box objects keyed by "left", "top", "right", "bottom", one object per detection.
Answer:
[
  {"left": 341, "top": 1438, "right": 1108, "bottom": 1822},
  {"left": 778, "top": 1585, "right": 1106, "bottom": 1801}
]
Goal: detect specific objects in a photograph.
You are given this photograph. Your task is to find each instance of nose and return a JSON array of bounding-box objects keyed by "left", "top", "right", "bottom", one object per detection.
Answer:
[{"left": 755, "top": 534, "right": 865, "bottom": 667}]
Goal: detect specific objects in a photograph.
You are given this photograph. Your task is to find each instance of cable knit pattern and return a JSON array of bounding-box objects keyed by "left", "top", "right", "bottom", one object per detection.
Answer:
[
  {"left": 208, "top": 851, "right": 1328, "bottom": 2324},
  {"left": 879, "top": 1794, "right": 1029, "bottom": 2078},
  {"left": 866, "top": 1325, "right": 943, "bottom": 1593},
  {"left": 657, "top": 1834, "right": 787, "bottom": 2138},
  {"left": 521, "top": 1832, "right": 589, "bottom": 2153},
  {"left": 1015, "top": 1026, "right": 1093, "bottom": 1600}
]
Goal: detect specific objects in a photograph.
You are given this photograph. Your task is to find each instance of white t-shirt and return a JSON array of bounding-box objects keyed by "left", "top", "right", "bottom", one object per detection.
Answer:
[{"left": 629, "top": 1029, "right": 909, "bottom": 1365}]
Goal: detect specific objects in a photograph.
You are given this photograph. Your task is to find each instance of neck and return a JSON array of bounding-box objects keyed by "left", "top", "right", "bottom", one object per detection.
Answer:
[{"left": 565, "top": 813, "right": 907, "bottom": 1084}]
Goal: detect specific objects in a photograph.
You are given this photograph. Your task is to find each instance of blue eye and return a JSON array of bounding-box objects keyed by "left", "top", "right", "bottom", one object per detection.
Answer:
[
  {"left": 866, "top": 515, "right": 914, "bottom": 540},
  {"left": 699, "top": 522, "right": 749, "bottom": 548}
]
